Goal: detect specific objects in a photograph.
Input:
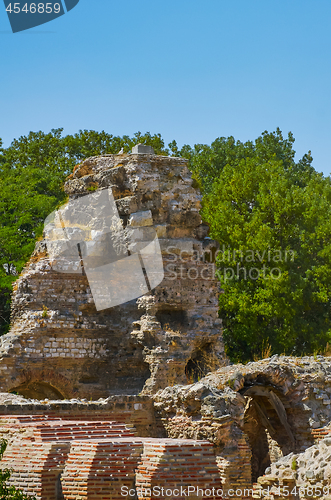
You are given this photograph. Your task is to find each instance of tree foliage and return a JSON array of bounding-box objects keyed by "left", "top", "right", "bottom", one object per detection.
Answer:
[{"left": 194, "top": 129, "right": 331, "bottom": 362}]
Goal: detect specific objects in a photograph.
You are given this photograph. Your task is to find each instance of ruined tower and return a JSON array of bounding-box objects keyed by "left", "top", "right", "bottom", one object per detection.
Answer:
[{"left": 0, "top": 146, "right": 226, "bottom": 399}]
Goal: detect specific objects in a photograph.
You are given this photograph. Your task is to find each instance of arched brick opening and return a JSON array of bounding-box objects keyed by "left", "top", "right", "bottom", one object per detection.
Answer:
[
  {"left": 8, "top": 369, "right": 74, "bottom": 400},
  {"left": 10, "top": 380, "right": 65, "bottom": 400},
  {"left": 240, "top": 379, "right": 296, "bottom": 483}
]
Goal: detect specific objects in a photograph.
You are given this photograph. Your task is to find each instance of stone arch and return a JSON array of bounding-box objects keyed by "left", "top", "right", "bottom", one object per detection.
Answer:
[
  {"left": 8, "top": 369, "right": 74, "bottom": 400},
  {"left": 10, "top": 381, "right": 65, "bottom": 400},
  {"left": 240, "top": 384, "right": 295, "bottom": 481},
  {"left": 237, "top": 370, "right": 311, "bottom": 483}
]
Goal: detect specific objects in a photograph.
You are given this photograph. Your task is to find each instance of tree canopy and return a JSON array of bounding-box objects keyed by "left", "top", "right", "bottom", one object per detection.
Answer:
[{"left": 193, "top": 129, "right": 331, "bottom": 362}]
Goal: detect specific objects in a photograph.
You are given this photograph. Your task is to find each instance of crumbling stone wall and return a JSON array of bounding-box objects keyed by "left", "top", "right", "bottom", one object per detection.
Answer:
[
  {"left": 1, "top": 357, "right": 331, "bottom": 498},
  {"left": 256, "top": 432, "right": 331, "bottom": 499},
  {"left": 153, "top": 355, "right": 331, "bottom": 497},
  {"left": 0, "top": 148, "right": 226, "bottom": 399}
]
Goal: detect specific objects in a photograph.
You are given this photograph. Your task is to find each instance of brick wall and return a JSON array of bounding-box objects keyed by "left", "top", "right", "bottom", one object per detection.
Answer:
[
  {"left": 0, "top": 418, "right": 225, "bottom": 500},
  {"left": 216, "top": 429, "right": 251, "bottom": 500},
  {"left": 0, "top": 440, "right": 70, "bottom": 499},
  {"left": 156, "top": 415, "right": 252, "bottom": 497},
  {"left": 136, "top": 439, "right": 223, "bottom": 500},
  {"left": 312, "top": 426, "right": 331, "bottom": 442},
  {"left": 61, "top": 438, "right": 145, "bottom": 500},
  {"left": 0, "top": 396, "right": 156, "bottom": 438}
]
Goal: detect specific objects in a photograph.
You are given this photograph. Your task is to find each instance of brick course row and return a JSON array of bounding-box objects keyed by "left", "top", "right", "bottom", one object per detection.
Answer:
[{"left": 0, "top": 417, "right": 224, "bottom": 500}]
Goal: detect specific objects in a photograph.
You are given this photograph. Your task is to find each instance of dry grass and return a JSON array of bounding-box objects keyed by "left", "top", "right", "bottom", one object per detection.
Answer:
[
  {"left": 27, "top": 251, "right": 48, "bottom": 264},
  {"left": 253, "top": 340, "right": 272, "bottom": 362},
  {"left": 199, "top": 350, "right": 220, "bottom": 372},
  {"left": 163, "top": 323, "right": 182, "bottom": 336},
  {"left": 72, "top": 163, "right": 94, "bottom": 178},
  {"left": 317, "top": 343, "right": 331, "bottom": 357},
  {"left": 186, "top": 348, "right": 220, "bottom": 384}
]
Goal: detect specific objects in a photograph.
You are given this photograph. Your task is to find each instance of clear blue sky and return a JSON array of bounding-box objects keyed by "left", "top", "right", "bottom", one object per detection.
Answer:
[{"left": 1, "top": 0, "right": 331, "bottom": 175}]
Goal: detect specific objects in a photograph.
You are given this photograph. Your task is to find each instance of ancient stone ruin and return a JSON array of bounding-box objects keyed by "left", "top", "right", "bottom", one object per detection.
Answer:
[
  {"left": 0, "top": 147, "right": 331, "bottom": 499},
  {"left": 0, "top": 145, "right": 225, "bottom": 399}
]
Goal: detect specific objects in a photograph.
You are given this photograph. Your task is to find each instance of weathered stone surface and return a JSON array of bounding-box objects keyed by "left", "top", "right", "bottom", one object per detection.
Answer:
[
  {"left": 0, "top": 152, "right": 226, "bottom": 400},
  {"left": 128, "top": 209, "right": 153, "bottom": 227},
  {"left": 256, "top": 432, "right": 331, "bottom": 499},
  {"left": 131, "top": 143, "right": 155, "bottom": 155},
  {"left": 153, "top": 356, "right": 331, "bottom": 495}
]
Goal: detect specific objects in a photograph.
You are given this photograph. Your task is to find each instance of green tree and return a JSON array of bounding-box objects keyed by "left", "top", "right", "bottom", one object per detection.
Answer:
[
  {"left": 0, "top": 129, "right": 69, "bottom": 336},
  {"left": 196, "top": 129, "right": 331, "bottom": 362}
]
